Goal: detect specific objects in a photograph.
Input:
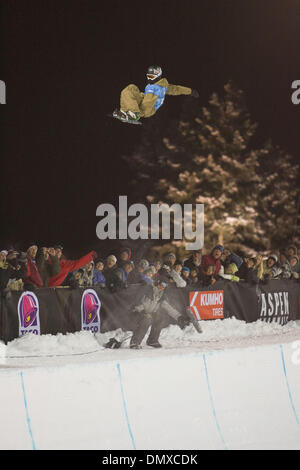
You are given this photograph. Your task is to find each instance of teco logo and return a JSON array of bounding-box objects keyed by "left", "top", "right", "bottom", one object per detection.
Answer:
[{"left": 0, "top": 80, "right": 6, "bottom": 104}]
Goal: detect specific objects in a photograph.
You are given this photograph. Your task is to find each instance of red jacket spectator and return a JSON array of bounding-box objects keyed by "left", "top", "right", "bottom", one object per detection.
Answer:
[
  {"left": 25, "top": 247, "right": 43, "bottom": 288},
  {"left": 201, "top": 245, "right": 223, "bottom": 276},
  {"left": 49, "top": 251, "right": 96, "bottom": 287}
]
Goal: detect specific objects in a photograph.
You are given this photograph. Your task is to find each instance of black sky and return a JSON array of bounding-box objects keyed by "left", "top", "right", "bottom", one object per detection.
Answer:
[{"left": 0, "top": 0, "right": 299, "bottom": 256}]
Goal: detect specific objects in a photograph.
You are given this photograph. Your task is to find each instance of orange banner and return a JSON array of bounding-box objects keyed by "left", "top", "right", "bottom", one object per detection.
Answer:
[{"left": 189, "top": 290, "right": 224, "bottom": 320}]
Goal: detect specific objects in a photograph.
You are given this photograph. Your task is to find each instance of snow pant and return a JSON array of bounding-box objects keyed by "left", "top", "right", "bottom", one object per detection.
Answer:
[
  {"left": 120, "top": 84, "right": 143, "bottom": 113},
  {"left": 130, "top": 311, "right": 163, "bottom": 346},
  {"left": 130, "top": 300, "right": 182, "bottom": 346},
  {"left": 120, "top": 84, "right": 155, "bottom": 118}
]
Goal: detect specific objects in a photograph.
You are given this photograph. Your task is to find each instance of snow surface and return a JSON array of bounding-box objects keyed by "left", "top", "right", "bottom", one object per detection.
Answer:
[
  {"left": 1, "top": 318, "right": 300, "bottom": 368},
  {"left": 0, "top": 319, "right": 300, "bottom": 450}
]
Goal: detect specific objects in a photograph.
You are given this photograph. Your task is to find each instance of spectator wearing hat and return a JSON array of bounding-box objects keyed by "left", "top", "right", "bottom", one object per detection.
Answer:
[
  {"left": 149, "top": 264, "right": 158, "bottom": 276},
  {"left": 222, "top": 248, "right": 243, "bottom": 269},
  {"left": 184, "top": 249, "right": 202, "bottom": 275},
  {"left": 287, "top": 245, "right": 298, "bottom": 261},
  {"left": 92, "top": 259, "right": 106, "bottom": 287},
  {"left": 189, "top": 267, "right": 199, "bottom": 285},
  {"left": 69, "top": 269, "right": 85, "bottom": 288},
  {"left": 164, "top": 252, "right": 177, "bottom": 268},
  {"left": 54, "top": 245, "right": 64, "bottom": 259},
  {"left": 118, "top": 247, "right": 132, "bottom": 268},
  {"left": 262, "top": 254, "right": 282, "bottom": 280},
  {"left": 158, "top": 254, "right": 179, "bottom": 284},
  {"left": 0, "top": 250, "right": 17, "bottom": 290},
  {"left": 128, "top": 258, "right": 150, "bottom": 285},
  {"left": 36, "top": 247, "right": 61, "bottom": 287},
  {"left": 103, "top": 254, "right": 123, "bottom": 292},
  {"left": 82, "top": 260, "right": 95, "bottom": 287},
  {"left": 48, "top": 246, "right": 97, "bottom": 287},
  {"left": 236, "top": 257, "right": 259, "bottom": 283},
  {"left": 153, "top": 259, "right": 162, "bottom": 273},
  {"left": 279, "top": 251, "right": 289, "bottom": 265},
  {"left": 140, "top": 266, "right": 154, "bottom": 286},
  {"left": 201, "top": 245, "right": 223, "bottom": 277},
  {"left": 219, "top": 263, "right": 240, "bottom": 282},
  {"left": 277, "top": 252, "right": 294, "bottom": 279},
  {"left": 147, "top": 261, "right": 162, "bottom": 283},
  {"left": 169, "top": 261, "right": 187, "bottom": 287},
  {"left": 1, "top": 249, "right": 25, "bottom": 291},
  {"left": 24, "top": 244, "right": 43, "bottom": 289},
  {"left": 115, "top": 260, "right": 135, "bottom": 288},
  {"left": 181, "top": 266, "right": 191, "bottom": 285}
]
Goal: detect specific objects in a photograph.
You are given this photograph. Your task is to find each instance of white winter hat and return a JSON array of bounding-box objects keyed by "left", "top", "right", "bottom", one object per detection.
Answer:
[
  {"left": 0, "top": 250, "right": 8, "bottom": 256},
  {"left": 27, "top": 244, "right": 38, "bottom": 252},
  {"left": 107, "top": 255, "right": 117, "bottom": 263},
  {"left": 139, "top": 259, "right": 149, "bottom": 269}
]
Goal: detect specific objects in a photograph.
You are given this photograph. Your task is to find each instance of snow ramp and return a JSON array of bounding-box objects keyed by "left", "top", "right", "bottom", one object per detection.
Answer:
[{"left": 0, "top": 340, "right": 300, "bottom": 450}]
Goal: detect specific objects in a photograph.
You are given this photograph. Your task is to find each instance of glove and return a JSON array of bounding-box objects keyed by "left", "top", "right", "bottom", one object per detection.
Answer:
[
  {"left": 190, "top": 89, "right": 199, "bottom": 98},
  {"left": 91, "top": 251, "right": 98, "bottom": 259}
]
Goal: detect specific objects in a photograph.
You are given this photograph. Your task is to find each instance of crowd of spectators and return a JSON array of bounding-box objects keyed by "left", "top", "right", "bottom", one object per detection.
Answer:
[{"left": 0, "top": 242, "right": 299, "bottom": 294}]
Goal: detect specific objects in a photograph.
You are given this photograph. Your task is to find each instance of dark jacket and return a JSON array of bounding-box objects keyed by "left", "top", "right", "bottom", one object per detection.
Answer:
[
  {"left": 103, "top": 266, "right": 123, "bottom": 292},
  {"left": 184, "top": 256, "right": 201, "bottom": 275},
  {"left": 236, "top": 263, "right": 259, "bottom": 284},
  {"left": 197, "top": 271, "right": 215, "bottom": 287},
  {"left": 224, "top": 252, "right": 243, "bottom": 269},
  {"left": 0, "top": 262, "right": 15, "bottom": 290},
  {"left": 36, "top": 251, "right": 61, "bottom": 287}
]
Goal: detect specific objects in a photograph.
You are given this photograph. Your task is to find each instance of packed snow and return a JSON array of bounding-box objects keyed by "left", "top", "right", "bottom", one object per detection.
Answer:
[{"left": 1, "top": 318, "right": 300, "bottom": 369}]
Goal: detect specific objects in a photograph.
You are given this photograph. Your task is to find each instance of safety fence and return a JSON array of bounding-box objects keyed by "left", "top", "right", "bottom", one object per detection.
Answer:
[{"left": 0, "top": 279, "right": 299, "bottom": 343}]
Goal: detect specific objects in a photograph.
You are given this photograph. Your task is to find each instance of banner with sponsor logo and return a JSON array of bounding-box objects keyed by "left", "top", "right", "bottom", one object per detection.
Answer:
[
  {"left": 18, "top": 291, "right": 41, "bottom": 336},
  {"left": 189, "top": 290, "right": 224, "bottom": 320},
  {"left": 0, "top": 280, "right": 299, "bottom": 343},
  {"left": 257, "top": 280, "right": 299, "bottom": 326},
  {"left": 81, "top": 289, "right": 101, "bottom": 333}
]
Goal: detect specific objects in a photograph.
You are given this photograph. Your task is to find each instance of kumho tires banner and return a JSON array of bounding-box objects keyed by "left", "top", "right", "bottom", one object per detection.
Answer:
[{"left": 189, "top": 290, "right": 224, "bottom": 320}]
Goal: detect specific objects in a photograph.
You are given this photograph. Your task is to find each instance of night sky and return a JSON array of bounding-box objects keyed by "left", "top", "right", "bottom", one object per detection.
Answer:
[{"left": 0, "top": 0, "right": 299, "bottom": 257}]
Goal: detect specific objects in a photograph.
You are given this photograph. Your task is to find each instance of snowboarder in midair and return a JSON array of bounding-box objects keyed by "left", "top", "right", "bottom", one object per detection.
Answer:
[{"left": 113, "top": 65, "right": 199, "bottom": 124}]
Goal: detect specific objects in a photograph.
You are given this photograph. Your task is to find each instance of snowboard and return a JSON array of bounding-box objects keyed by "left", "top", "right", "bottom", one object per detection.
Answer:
[
  {"left": 108, "top": 111, "right": 142, "bottom": 126},
  {"left": 103, "top": 334, "right": 132, "bottom": 349}
]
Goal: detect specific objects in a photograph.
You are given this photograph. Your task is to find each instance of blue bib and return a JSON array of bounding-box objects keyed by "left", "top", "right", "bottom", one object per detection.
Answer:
[{"left": 144, "top": 84, "right": 168, "bottom": 110}]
